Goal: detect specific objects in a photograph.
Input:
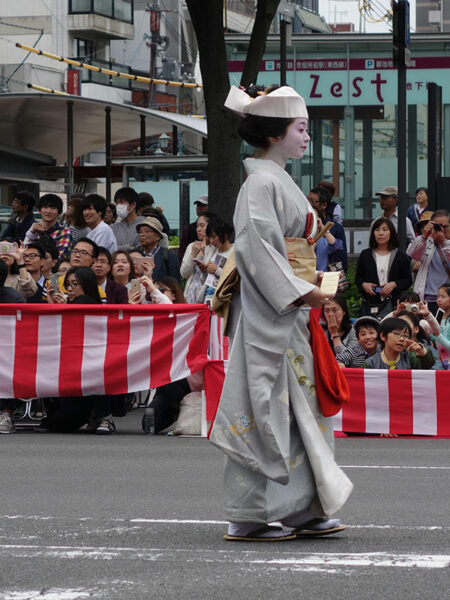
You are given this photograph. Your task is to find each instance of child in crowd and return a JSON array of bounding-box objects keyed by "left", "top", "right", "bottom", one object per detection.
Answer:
[
  {"left": 363, "top": 317, "right": 435, "bottom": 370},
  {"left": 396, "top": 309, "right": 439, "bottom": 368},
  {"left": 336, "top": 316, "right": 379, "bottom": 368},
  {"left": 432, "top": 283, "right": 450, "bottom": 368}
]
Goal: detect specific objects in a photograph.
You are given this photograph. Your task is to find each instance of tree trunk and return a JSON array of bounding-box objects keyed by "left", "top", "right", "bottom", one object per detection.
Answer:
[{"left": 186, "top": 0, "right": 280, "bottom": 224}]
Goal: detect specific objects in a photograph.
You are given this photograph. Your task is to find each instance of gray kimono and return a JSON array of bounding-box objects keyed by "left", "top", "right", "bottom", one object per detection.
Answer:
[{"left": 209, "top": 158, "right": 353, "bottom": 523}]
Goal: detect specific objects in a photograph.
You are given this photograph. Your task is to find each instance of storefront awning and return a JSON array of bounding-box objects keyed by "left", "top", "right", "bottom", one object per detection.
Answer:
[{"left": 0, "top": 94, "right": 207, "bottom": 165}]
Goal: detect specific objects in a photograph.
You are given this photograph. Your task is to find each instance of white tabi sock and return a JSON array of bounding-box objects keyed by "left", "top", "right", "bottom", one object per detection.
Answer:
[{"left": 227, "top": 522, "right": 290, "bottom": 538}]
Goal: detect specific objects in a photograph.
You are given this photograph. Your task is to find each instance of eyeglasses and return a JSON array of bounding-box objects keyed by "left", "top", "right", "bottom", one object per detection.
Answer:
[
  {"left": 24, "top": 253, "right": 40, "bottom": 260},
  {"left": 65, "top": 281, "right": 79, "bottom": 290},
  {"left": 72, "top": 248, "right": 93, "bottom": 257},
  {"left": 391, "top": 331, "right": 409, "bottom": 340}
]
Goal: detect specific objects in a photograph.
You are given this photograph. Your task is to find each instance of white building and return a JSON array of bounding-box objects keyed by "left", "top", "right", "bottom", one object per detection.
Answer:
[{"left": 0, "top": 0, "right": 134, "bottom": 103}]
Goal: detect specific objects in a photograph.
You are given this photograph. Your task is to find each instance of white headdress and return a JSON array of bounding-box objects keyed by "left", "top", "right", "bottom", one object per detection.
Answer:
[{"left": 225, "top": 85, "right": 308, "bottom": 119}]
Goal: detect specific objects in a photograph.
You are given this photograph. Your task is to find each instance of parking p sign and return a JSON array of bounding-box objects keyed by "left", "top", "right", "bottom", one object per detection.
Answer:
[{"left": 365, "top": 59, "right": 375, "bottom": 69}]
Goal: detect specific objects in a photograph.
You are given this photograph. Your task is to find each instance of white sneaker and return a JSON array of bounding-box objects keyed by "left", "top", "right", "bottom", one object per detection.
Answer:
[
  {"left": 95, "top": 415, "right": 116, "bottom": 435},
  {"left": 0, "top": 413, "right": 15, "bottom": 434}
]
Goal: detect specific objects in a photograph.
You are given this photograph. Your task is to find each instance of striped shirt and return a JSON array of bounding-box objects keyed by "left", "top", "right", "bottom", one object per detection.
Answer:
[{"left": 335, "top": 343, "right": 372, "bottom": 368}]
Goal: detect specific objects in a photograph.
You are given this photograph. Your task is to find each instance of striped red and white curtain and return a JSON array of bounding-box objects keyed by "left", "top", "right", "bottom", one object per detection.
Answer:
[{"left": 0, "top": 304, "right": 210, "bottom": 399}]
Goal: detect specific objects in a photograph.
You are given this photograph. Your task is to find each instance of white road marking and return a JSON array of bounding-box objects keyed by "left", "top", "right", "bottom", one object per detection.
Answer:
[
  {"left": 0, "top": 515, "right": 448, "bottom": 531},
  {"left": 2, "top": 590, "right": 91, "bottom": 600},
  {"left": 0, "top": 544, "right": 448, "bottom": 570},
  {"left": 250, "top": 552, "right": 450, "bottom": 569},
  {"left": 341, "top": 465, "right": 450, "bottom": 470}
]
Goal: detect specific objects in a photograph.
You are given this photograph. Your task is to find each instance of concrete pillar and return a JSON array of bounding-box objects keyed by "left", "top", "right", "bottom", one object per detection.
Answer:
[{"left": 344, "top": 106, "right": 355, "bottom": 219}]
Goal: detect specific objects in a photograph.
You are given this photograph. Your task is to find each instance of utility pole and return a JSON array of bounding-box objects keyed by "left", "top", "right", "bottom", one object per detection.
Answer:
[
  {"left": 393, "top": 0, "right": 411, "bottom": 251},
  {"left": 147, "top": 2, "right": 161, "bottom": 107}
]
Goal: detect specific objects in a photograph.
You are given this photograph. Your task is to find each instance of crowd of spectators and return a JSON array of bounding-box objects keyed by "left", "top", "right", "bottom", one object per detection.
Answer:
[{"left": 0, "top": 184, "right": 449, "bottom": 436}]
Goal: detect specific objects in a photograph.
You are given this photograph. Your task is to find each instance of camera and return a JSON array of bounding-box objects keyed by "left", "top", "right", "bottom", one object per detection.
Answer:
[
  {"left": 405, "top": 303, "right": 419, "bottom": 313},
  {"left": 433, "top": 223, "right": 443, "bottom": 232},
  {"left": 0, "top": 242, "right": 15, "bottom": 254}
]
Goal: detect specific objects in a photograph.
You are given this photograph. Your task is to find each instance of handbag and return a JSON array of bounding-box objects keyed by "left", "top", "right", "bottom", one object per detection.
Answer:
[
  {"left": 307, "top": 314, "right": 350, "bottom": 417},
  {"left": 328, "top": 260, "right": 349, "bottom": 292},
  {"left": 360, "top": 294, "right": 394, "bottom": 319}
]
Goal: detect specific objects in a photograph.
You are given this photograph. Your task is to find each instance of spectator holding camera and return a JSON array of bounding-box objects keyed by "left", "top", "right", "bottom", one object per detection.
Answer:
[
  {"left": 24, "top": 194, "right": 72, "bottom": 260},
  {"left": 407, "top": 209, "right": 450, "bottom": 315},
  {"left": 0, "top": 240, "right": 38, "bottom": 299},
  {"left": 356, "top": 217, "right": 412, "bottom": 318}
]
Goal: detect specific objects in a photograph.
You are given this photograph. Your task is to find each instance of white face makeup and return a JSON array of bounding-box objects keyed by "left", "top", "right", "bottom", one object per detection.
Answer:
[{"left": 264, "top": 118, "right": 310, "bottom": 167}]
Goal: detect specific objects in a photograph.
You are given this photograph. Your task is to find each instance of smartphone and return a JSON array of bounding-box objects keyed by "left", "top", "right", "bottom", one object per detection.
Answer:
[
  {"left": 130, "top": 278, "right": 141, "bottom": 296},
  {"left": 374, "top": 286, "right": 383, "bottom": 294},
  {"left": 49, "top": 273, "right": 60, "bottom": 295},
  {"left": 435, "top": 308, "right": 445, "bottom": 324},
  {"left": 193, "top": 259, "right": 204, "bottom": 266},
  {"left": 132, "top": 257, "right": 147, "bottom": 266},
  {"left": 0, "top": 242, "right": 16, "bottom": 254}
]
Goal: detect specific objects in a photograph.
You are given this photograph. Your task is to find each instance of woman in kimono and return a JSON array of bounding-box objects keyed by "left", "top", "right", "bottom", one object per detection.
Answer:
[{"left": 209, "top": 85, "right": 353, "bottom": 541}]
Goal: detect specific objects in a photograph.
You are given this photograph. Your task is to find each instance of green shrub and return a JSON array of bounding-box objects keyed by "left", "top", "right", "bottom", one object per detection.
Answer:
[{"left": 343, "top": 261, "right": 362, "bottom": 318}]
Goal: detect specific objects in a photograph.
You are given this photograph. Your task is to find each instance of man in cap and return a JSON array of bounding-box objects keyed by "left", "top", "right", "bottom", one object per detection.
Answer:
[
  {"left": 371, "top": 186, "right": 415, "bottom": 244},
  {"left": 178, "top": 194, "right": 209, "bottom": 262},
  {"left": 135, "top": 217, "right": 180, "bottom": 281}
]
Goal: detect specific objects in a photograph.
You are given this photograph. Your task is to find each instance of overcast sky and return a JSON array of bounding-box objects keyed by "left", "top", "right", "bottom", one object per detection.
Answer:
[{"left": 318, "top": 0, "right": 416, "bottom": 33}]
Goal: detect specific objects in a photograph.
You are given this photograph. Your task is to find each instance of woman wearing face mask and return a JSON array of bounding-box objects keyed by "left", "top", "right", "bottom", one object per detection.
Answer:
[
  {"left": 209, "top": 84, "right": 352, "bottom": 542},
  {"left": 181, "top": 210, "right": 217, "bottom": 303}
]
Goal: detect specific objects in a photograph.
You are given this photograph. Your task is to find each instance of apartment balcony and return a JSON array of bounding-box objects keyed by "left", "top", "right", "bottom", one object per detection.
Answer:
[
  {"left": 72, "top": 57, "right": 134, "bottom": 89},
  {"left": 68, "top": 0, "right": 134, "bottom": 40}
]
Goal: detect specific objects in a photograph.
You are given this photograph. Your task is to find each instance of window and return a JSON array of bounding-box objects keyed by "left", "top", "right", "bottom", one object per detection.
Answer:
[
  {"left": 74, "top": 38, "right": 95, "bottom": 58},
  {"left": 69, "top": 0, "right": 133, "bottom": 23}
]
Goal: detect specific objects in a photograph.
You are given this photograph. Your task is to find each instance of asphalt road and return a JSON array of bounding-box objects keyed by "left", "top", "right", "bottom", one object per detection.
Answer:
[{"left": 0, "top": 410, "right": 449, "bottom": 600}]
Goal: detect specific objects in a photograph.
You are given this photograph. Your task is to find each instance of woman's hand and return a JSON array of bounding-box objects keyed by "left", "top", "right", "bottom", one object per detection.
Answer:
[
  {"left": 128, "top": 289, "right": 142, "bottom": 304},
  {"left": 326, "top": 312, "right": 341, "bottom": 337},
  {"left": 48, "top": 291, "right": 66, "bottom": 304},
  {"left": 139, "top": 275, "right": 155, "bottom": 293},
  {"left": 141, "top": 258, "right": 154, "bottom": 277},
  {"left": 206, "top": 262, "right": 218, "bottom": 274},
  {"left": 191, "top": 240, "right": 204, "bottom": 258},
  {"left": 10, "top": 242, "right": 25, "bottom": 265},
  {"left": 301, "top": 287, "right": 331, "bottom": 308},
  {"left": 362, "top": 282, "right": 377, "bottom": 296},
  {"left": 380, "top": 281, "right": 396, "bottom": 297},
  {"left": 405, "top": 339, "right": 427, "bottom": 357}
]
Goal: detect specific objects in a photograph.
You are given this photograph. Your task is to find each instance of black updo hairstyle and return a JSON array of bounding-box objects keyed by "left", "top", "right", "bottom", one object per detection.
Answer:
[{"left": 237, "top": 84, "right": 295, "bottom": 150}]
